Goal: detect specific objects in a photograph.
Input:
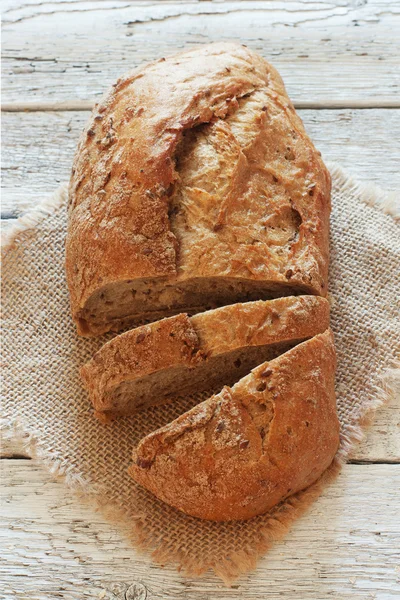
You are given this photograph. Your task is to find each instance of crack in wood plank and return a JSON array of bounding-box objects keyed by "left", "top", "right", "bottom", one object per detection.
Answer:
[
  {"left": 2, "top": 1, "right": 400, "bottom": 104},
  {"left": 1, "top": 1, "right": 358, "bottom": 25}
]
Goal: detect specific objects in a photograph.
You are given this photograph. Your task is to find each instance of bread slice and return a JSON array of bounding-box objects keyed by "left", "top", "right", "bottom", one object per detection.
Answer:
[
  {"left": 66, "top": 42, "right": 331, "bottom": 336},
  {"left": 128, "top": 329, "right": 339, "bottom": 521},
  {"left": 81, "top": 296, "right": 329, "bottom": 422}
]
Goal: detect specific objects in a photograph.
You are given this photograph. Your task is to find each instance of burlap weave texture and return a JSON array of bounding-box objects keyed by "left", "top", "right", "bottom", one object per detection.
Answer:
[{"left": 1, "top": 164, "right": 399, "bottom": 583}]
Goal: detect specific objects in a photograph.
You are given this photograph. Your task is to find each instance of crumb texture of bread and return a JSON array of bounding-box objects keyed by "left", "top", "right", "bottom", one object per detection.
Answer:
[
  {"left": 66, "top": 42, "right": 331, "bottom": 336},
  {"left": 128, "top": 329, "right": 339, "bottom": 521},
  {"left": 81, "top": 296, "right": 330, "bottom": 419}
]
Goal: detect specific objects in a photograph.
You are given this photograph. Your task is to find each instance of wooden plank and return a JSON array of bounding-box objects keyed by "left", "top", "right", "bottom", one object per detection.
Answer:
[
  {"left": 2, "top": 107, "right": 400, "bottom": 218},
  {"left": 2, "top": 0, "right": 400, "bottom": 106},
  {"left": 1, "top": 459, "right": 399, "bottom": 599},
  {"left": 354, "top": 391, "right": 400, "bottom": 463},
  {"left": 0, "top": 438, "right": 31, "bottom": 459}
]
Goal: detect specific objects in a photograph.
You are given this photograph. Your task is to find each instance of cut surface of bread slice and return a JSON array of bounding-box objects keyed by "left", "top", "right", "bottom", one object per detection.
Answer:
[
  {"left": 81, "top": 296, "right": 329, "bottom": 422},
  {"left": 128, "top": 329, "right": 339, "bottom": 521},
  {"left": 66, "top": 42, "right": 331, "bottom": 336}
]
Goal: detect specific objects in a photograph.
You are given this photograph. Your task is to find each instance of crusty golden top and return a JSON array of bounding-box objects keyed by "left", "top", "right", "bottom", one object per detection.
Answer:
[
  {"left": 66, "top": 42, "right": 331, "bottom": 331},
  {"left": 129, "top": 329, "right": 339, "bottom": 521}
]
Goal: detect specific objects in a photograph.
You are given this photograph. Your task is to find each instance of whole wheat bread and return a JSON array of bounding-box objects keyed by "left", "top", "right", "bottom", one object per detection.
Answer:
[{"left": 69, "top": 43, "right": 338, "bottom": 523}]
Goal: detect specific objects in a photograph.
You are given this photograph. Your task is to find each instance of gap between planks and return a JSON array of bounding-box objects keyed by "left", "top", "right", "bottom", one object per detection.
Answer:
[{"left": 3, "top": 99, "right": 400, "bottom": 112}]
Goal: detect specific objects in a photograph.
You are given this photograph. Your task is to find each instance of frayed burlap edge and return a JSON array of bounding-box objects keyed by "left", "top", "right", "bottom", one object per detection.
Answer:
[
  {"left": 327, "top": 162, "right": 400, "bottom": 221},
  {"left": 1, "top": 183, "right": 68, "bottom": 252},
  {"left": 1, "top": 163, "right": 399, "bottom": 585},
  {"left": 2, "top": 366, "right": 399, "bottom": 585}
]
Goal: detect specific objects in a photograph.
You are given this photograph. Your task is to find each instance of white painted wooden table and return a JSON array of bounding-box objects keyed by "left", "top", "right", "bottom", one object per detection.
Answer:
[{"left": 1, "top": 2, "right": 400, "bottom": 598}]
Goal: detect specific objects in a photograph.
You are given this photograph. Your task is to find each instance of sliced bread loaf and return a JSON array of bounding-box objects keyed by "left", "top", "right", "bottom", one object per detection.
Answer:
[{"left": 81, "top": 295, "right": 329, "bottom": 422}]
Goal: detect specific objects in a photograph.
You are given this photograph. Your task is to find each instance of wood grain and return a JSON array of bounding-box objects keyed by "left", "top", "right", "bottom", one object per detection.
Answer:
[
  {"left": 2, "top": 108, "right": 400, "bottom": 219},
  {"left": 1, "top": 459, "right": 399, "bottom": 599},
  {"left": 2, "top": 2, "right": 399, "bottom": 596},
  {"left": 2, "top": 0, "right": 400, "bottom": 106}
]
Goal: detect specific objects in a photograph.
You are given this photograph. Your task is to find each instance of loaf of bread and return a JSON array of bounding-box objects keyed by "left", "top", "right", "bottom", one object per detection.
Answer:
[
  {"left": 129, "top": 329, "right": 339, "bottom": 521},
  {"left": 68, "top": 43, "right": 338, "bottom": 522},
  {"left": 66, "top": 42, "right": 331, "bottom": 337},
  {"left": 81, "top": 296, "right": 330, "bottom": 421}
]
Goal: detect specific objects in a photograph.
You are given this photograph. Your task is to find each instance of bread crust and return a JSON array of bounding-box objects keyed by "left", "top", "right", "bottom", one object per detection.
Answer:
[
  {"left": 66, "top": 42, "right": 331, "bottom": 336},
  {"left": 81, "top": 296, "right": 330, "bottom": 420},
  {"left": 128, "top": 329, "right": 339, "bottom": 521},
  {"left": 81, "top": 312, "right": 202, "bottom": 419}
]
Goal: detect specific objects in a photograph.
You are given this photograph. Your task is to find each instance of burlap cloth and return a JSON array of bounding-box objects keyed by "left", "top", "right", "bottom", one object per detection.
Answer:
[{"left": 1, "top": 163, "right": 399, "bottom": 584}]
